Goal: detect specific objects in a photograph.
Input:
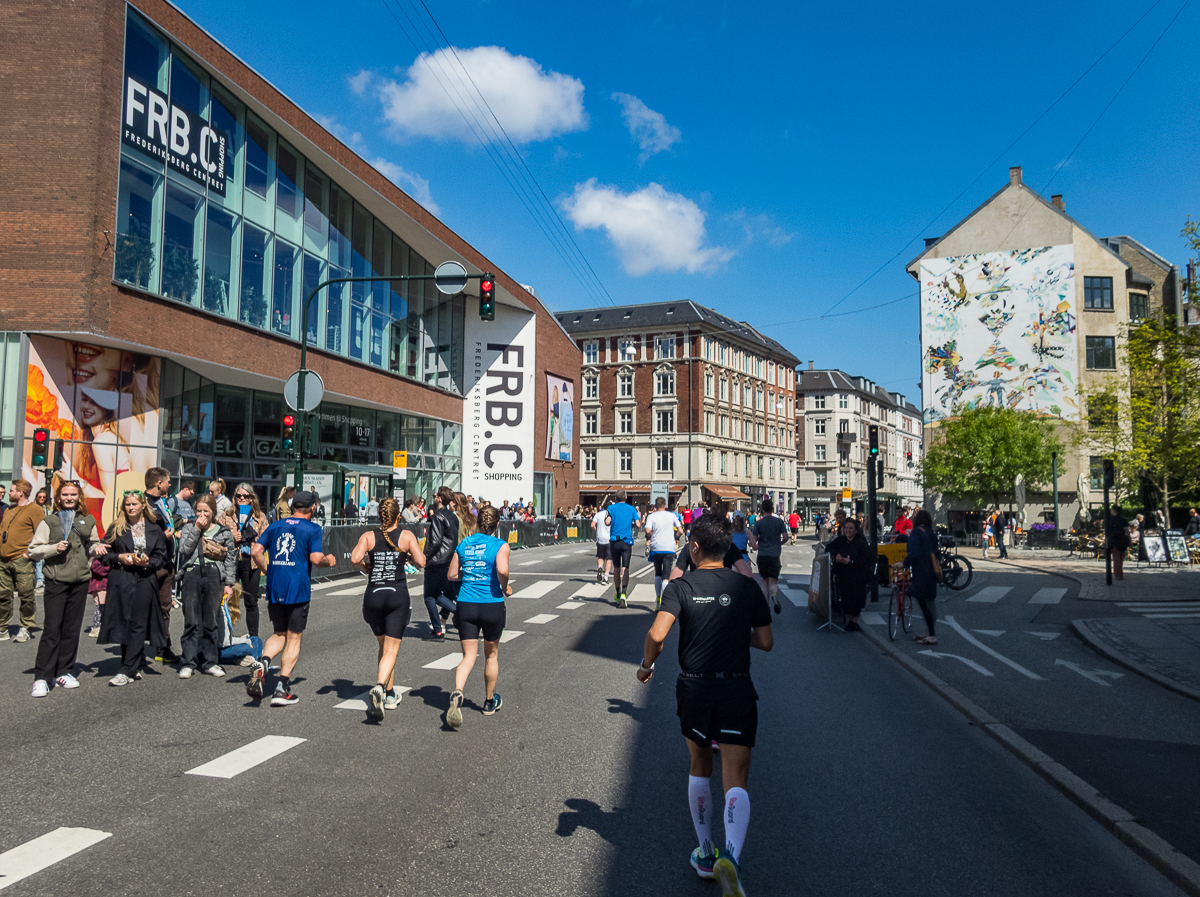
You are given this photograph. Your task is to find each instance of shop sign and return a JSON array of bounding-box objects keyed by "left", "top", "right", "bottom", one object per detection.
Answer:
[
  {"left": 122, "top": 71, "right": 228, "bottom": 195},
  {"left": 392, "top": 450, "right": 407, "bottom": 479},
  {"left": 841, "top": 488, "right": 852, "bottom": 502}
]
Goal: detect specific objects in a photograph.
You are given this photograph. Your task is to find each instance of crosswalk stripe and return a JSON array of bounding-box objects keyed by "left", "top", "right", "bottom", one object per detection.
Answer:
[
  {"left": 0, "top": 827, "right": 112, "bottom": 892},
  {"left": 550, "top": 553, "right": 569, "bottom": 559},
  {"left": 557, "top": 601, "right": 585, "bottom": 610},
  {"left": 572, "top": 582, "right": 611, "bottom": 599},
  {"left": 312, "top": 578, "right": 357, "bottom": 591},
  {"left": 500, "top": 630, "right": 524, "bottom": 643},
  {"left": 524, "top": 613, "right": 559, "bottom": 624},
  {"left": 511, "top": 580, "right": 559, "bottom": 599},
  {"left": 628, "top": 584, "right": 658, "bottom": 603},
  {"left": 335, "top": 686, "right": 412, "bottom": 710},
  {"left": 185, "top": 736, "right": 306, "bottom": 779},
  {"left": 966, "top": 586, "right": 1011, "bottom": 603},
  {"left": 423, "top": 653, "right": 462, "bottom": 670},
  {"left": 632, "top": 564, "right": 654, "bottom": 578},
  {"left": 1029, "top": 587, "right": 1066, "bottom": 605}
]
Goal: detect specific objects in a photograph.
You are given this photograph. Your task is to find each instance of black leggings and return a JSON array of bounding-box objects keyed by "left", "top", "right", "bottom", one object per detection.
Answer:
[
  {"left": 236, "top": 556, "right": 261, "bottom": 638},
  {"left": 917, "top": 597, "right": 937, "bottom": 636}
]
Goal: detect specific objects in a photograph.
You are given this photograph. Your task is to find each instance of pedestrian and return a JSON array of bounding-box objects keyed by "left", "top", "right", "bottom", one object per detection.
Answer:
[
  {"left": 994, "top": 510, "right": 1009, "bottom": 559},
  {"left": 1185, "top": 508, "right": 1200, "bottom": 538},
  {"left": 637, "top": 513, "right": 773, "bottom": 894},
  {"left": 874, "top": 505, "right": 886, "bottom": 542},
  {"left": 1106, "top": 505, "right": 1130, "bottom": 581},
  {"left": 592, "top": 501, "right": 612, "bottom": 584},
  {"left": 787, "top": 509, "right": 800, "bottom": 545},
  {"left": 219, "top": 483, "right": 269, "bottom": 638},
  {"left": 903, "top": 509, "right": 939, "bottom": 645},
  {"left": 207, "top": 478, "right": 232, "bottom": 519},
  {"left": 99, "top": 491, "right": 170, "bottom": 686},
  {"left": 0, "top": 479, "right": 45, "bottom": 643},
  {"left": 86, "top": 554, "right": 108, "bottom": 638},
  {"left": 445, "top": 505, "right": 513, "bottom": 728},
  {"left": 645, "top": 497, "right": 683, "bottom": 606},
  {"left": 350, "top": 497, "right": 426, "bottom": 721},
  {"left": 144, "top": 468, "right": 181, "bottom": 664},
  {"left": 401, "top": 498, "right": 423, "bottom": 524},
  {"left": 274, "top": 486, "right": 295, "bottom": 523},
  {"left": 981, "top": 514, "right": 992, "bottom": 560},
  {"left": 731, "top": 515, "right": 750, "bottom": 562},
  {"left": 175, "top": 495, "right": 236, "bottom": 679},
  {"left": 28, "top": 481, "right": 103, "bottom": 696},
  {"left": 365, "top": 494, "right": 381, "bottom": 524},
  {"left": 748, "top": 498, "right": 787, "bottom": 614},
  {"left": 893, "top": 508, "right": 913, "bottom": 541},
  {"left": 246, "top": 491, "right": 336, "bottom": 706},
  {"left": 682, "top": 504, "right": 693, "bottom": 535},
  {"left": 167, "top": 480, "right": 197, "bottom": 525},
  {"left": 604, "top": 490, "right": 641, "bottom": 608},
  {"left": 825, "top": 518, "right": 872, "bottom": 631},
  {"left": 421, "top": 486, "right": 459, "bottom": 641}
]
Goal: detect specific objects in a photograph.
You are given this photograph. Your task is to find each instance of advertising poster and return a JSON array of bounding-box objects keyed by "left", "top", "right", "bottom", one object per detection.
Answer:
[
  {"left": 920, "top": 245, "right": 1078, "bottom": 424},
  {"left": 24, "top": 338, "right": 161, "bottom": 534},
  {"left": 545, "top": 374, "right": 574, "bottom": 462}
]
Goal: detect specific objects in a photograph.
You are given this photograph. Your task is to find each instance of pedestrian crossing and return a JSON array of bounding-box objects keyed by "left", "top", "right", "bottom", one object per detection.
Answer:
[
  {"left": 185, "top": 735, "right": 307, "bottom": 779},
  {"left": 335, "top": 686, "right": 413, "bottom": 711},
  {"left": 0, "top": 827, "right": 112, "bottom": 892},
  {"left": 960, "top": 585, "right": 1065, "bottom": 605},
  {"left": 1116, "top": 600, "right": 1200, "bottom": 619}
]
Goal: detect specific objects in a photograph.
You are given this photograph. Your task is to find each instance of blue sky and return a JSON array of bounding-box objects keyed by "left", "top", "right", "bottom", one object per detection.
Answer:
[{"left": 179, "top": 0, "right": 1199, "bottom": 401}]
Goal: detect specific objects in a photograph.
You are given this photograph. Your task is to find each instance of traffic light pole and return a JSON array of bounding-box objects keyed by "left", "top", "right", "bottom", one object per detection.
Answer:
[
  {"left": 293, "top": 272, "right": 491, "bottom": 491},
  {"left": 867, "top": 425, "right": 879, "bottom": 604}
]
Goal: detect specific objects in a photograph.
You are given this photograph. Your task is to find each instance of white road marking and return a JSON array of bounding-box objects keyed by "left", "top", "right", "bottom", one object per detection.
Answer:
[
  {"left": 328, "top": 585, "right": 364, "bottom": 597},
  {"left": 627, "top": 584, "right": 658, "bottom": 604},
  {"left": 500, "top": 630, "right": 524, "bottom": 643},
  {"left": 0, "top": 827, "right": 112, "bottom": 891},
  {"left": 1029, "top": 587, "right": 1066, "bottom": 605},
  {"left": 524, "top": 613, "right": 559, "bottom": 624},
  {"left": 1027, "top": 631, "right": 1060, "bottom": 640},
  {"left": 185, "top": 736, "right": 307, "bottom": 779},
  {"left": 943, "top": 616, "right": 1046, "bottom": 680},
  {"left": 511, "top": 580, "right": 560, "bottom": 599},
  {"left": 572, "top": 582, "right": 611, "bottom": 599},
  {"left": 1055, "top": 659, "right": 1124, "bottom": 686},
  {"left": 1116, "top": 600, "right": 1200, "bottom": 608},
  {"left": 779, "top": 587, "right": 807, "bottom": 607},
  {"left": 632, "top": 564, "right": 654, "bottom": 578},
  {"left": 861, "top": 611, "right": 886, "bottom": 626},
  {"left": 517, "top": 560, "right": 541, "bottom": 567},
  {"left": 972, "top": 629, "right": 1005, "bottom": 637},
  {"left": 966, "top": 586, "right": 1011, "bottom": 603},
  {"left": 557, "top": 601, "right": 585, "bottom": 610},
  {"left": 423, "top": 653, "right": 462, "bottom": 670},
  {"left": 550, "top": 553, "right": 569, "bottom": 559},
  {"left": 312, "top": 578, "right": 361, "bottom": 591},
  {"left": 335, "top": 686, "right": 412, "bottom": 710},
  {"left": 919, "top": 650, "right": 995, "bottom": 676}
]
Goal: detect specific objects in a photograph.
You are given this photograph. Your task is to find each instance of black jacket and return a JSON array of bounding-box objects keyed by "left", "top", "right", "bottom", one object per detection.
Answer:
[{"left": 425, "top": 507, "right": 459, "bottom": 567}]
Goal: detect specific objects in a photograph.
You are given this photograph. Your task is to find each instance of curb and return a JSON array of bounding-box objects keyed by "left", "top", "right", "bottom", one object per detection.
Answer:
[
  {"left": 991, "top": 558, "right": 1094, "bottom": 598},
  {"left": 857, "top": 621, "right": 1200, "bottom": 896},
  {"left": 1071, "top": 620, "right": 1200, "bottom": 704}
]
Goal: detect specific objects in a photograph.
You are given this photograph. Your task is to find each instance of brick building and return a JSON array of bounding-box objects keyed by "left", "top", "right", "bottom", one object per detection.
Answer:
[
  {"left": 0, "top": 0, "right": 578, "bottom": 525},
  {"left": 557, "top": 302, "right": 800, "bottom": 511}
]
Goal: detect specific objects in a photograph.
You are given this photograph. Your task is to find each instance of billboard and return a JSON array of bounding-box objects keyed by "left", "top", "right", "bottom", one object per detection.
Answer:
[
  {"left": 920, "top": 246, "right": 1078, "bottom": 425},
  {"left": 544, "top": 374, "right": 574, "bottom": 462},
  {"left": 23, "top": 338, "right": 161, "bottom": 534}
]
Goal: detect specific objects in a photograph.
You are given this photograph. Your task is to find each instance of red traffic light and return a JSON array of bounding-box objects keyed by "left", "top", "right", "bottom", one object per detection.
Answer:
[
  {"left": 481, "top": 279, "right": 493, "bottom": 294},
  {"left": 34, "top": 429, "right": 48, "bottom": 443},
  {"left": 283, "top": 414, "right": 295, "bottom": 427}
]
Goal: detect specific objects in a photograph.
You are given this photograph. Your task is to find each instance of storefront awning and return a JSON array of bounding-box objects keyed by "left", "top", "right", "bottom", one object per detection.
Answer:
[
  {"left": 703, "top": 484, "right": 751, "bottom": 502},
  {"left": 580, "top": 483, "right": 687, "bottom": 495}
]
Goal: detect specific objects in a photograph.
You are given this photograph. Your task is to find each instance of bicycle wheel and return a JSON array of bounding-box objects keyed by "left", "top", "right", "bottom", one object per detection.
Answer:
[
  {"left": 901, "top": 584, "right": 914, "bottom": 632},
  {"left": 944, "top": 555, "right": 974, "bottom": 591},
  {"left": 888, "top": 585, "right": 899, "bottom": 640}
]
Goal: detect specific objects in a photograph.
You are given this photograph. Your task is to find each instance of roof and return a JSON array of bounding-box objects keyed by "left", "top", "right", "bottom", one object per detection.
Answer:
[
  {"left": 796, "top": 369, "right": 926, "bottom": 415},
  {"left": 1102, "top": 236, "right": 1177, "bottom": 273},
  {"left": 556, "top": 301, "right": 801, "bottom": 367}
]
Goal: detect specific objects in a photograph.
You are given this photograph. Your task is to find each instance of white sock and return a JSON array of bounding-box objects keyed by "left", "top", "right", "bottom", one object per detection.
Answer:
[
  {"left": 723, "top": 787, "right": 750, "bottom": 863},
  {"left": 688, "top": 776, "right": 713, "bottom": 855},
  {"left": 654, "top": 576, "right": 663, "bottom": 598}
]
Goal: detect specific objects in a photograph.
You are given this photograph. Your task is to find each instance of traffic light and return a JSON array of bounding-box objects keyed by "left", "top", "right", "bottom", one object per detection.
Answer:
[
  {"left": 868, "top": 425, "right": 879, "bottom": 456},
  {"left": 282, "top": 414, "right": 295, "bottom": 454},
  {"left": 31, "top": 428, "right": 49, "bottom": 468},
  {"left": 1103, "top": 459, "right": 1115, "bottom": 490},
  {"left": 479, "top": 273, "right": 495, "bottom": 321},
  {"left": 53, "top": 439, "right": 65, "bottom": 470},
  {"left": 906, "top": 451, "right": 913, "bottom": 463}
]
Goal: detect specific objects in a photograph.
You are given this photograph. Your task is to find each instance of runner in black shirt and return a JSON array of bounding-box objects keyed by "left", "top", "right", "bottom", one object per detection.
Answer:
[{"left": 637, "top": 514, "right": 773, "bottom": 897}]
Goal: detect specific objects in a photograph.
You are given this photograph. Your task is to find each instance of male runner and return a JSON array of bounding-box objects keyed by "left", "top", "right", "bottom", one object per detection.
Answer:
[
  {"left": 748, "top": 498, "right": 787, "bottom": 614},
  {"left": 604, "top": 490, "right": 640, "bottom": 608},
  {"left": 247, "top": 491, "right": 335, "bottom": 706},
  {"left": 591, "top": 503, "right": 612, "bottom": 584},
  {"left": 638, "top": 514, "right": 773, "bottom": 896},
  {"left": 786, "top": 510, "right": 800, "bottom": 545},
  {"left": 645, "top": 498, "right": 683, "bottom": 606}
]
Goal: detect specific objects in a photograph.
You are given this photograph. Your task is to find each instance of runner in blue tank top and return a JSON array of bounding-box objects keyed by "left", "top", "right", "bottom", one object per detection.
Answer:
[{"left": 445, "top": 506, "right": 512, "bottom": 728}]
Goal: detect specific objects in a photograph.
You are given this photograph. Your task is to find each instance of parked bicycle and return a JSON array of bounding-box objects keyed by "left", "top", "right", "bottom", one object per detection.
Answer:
[
  {"left": 887, "top": 566, "right": 914, "bottom": 640},
  {"left": 936, "top": 534, "right": 973, "bottom": 591}
]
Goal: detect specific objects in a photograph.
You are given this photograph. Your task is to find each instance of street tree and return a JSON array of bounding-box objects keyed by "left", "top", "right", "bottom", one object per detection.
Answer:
[{"left": 920, "top": 407, "right": 1062, "bottom": 508}]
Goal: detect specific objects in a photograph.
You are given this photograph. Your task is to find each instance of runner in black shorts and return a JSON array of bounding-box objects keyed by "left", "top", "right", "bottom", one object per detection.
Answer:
[
  {"left": 638, "top": 513, "right": 773, "bottom": 897},
  {"left": 350, "top": 498, "right": 426, "bottom": 722}
]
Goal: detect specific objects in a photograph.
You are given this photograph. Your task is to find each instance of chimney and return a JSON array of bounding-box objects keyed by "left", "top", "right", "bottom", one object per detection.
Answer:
[
  {"left": 1009, "top": 166, "right": 1022, "bottom": 186},
  {"left": 1051, "top": 194, "right": 1065, "bottom": 211},
  {"left": 808, "top": 361, "right": 814, "bottom": 371}
]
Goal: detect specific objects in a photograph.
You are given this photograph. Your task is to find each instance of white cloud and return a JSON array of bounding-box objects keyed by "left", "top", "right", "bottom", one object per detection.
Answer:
[
  {"left": 561, "top": 179, "right": 733, "bottom": 276},
  {"left": 377, "top": 46, "right": 586, "bottom": 144},
  {"left": 347, "top": 70, "right": 374, "bottom": 96},
  {"left": 727, "top": 210, "right": 796, "bottom": 247},
  {"left": 611, "top": 92, "right": 680, "bottom": 163},
  {"left": 368, "top": 157, "right": 440, "bottom": 216}
]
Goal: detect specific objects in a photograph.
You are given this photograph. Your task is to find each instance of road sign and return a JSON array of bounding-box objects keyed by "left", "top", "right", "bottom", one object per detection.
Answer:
[
  {"left": 841, "top": 488, "right": 852, "bottom": 502},
  {"left": 434, "top": 261, "right": 468, "bottom": 295},
  {"left": 650, "top": 481, "right": 669, "bottom": 506},
  {"left": 283, "top": 369, "right": 324, "bottom": 412},
  {"left": 392, "top": 450, "right": 408, "bottom": 479}
]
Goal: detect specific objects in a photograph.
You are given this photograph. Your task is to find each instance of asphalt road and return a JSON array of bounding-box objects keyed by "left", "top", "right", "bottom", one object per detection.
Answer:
[{"left": 0, "top": 540, "right": 1187, "bottom": 896}]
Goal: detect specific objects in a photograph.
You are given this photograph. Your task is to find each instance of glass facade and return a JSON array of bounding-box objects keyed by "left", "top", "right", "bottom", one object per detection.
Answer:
[
  {"left": 0, "top": 333, "right": 23, "bottom": 476},
  {"left": 115, "top": 8, "right": 465, "bottom": 393}
]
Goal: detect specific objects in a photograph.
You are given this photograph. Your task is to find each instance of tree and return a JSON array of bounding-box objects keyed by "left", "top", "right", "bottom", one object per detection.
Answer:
[{"left": 920, "top": 407, "right": 1062, "bottom": 508}]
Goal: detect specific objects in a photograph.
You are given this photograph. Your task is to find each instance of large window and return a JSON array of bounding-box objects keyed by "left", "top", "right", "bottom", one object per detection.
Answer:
[
  {"left": 619, "top": 449, "right": 632, "bottom": 473},
  {"left": 815, "top": 471, "right": 827, "bottom": 487},
  {"left": 584, "top": 375, "right": 598, "bottom": 400},
  {"left": 618, "top": 372, "right": 633, "bottom": 398},
  {"left": 656, "top": 449, "right": 673, "bottom": 473},
  {"left": 584, "top": 450, "right": 596, "bottom": 474},
  {"left": 705, "top": 449, "right": 713, "bottom": 473},
  {"left": 619, "top": 411, "right": 633, "bottom": 434},
  {"left": 814, "top": 419, "right": 826, "bottom": 436},
  {"left": 655, "top": 370, "right": 675, "bottom": 396},
  {"left": 1086, "top": 336, "right": 1116, "bottom": 370},
  {"left": 1084, "top": 276, "right": 1114, "bottom": 310},
  {"left": 814, "top": 444, "right": 826, "bottom": 461},
  {"left": 656, "top": 335, "right": 675, "bottom": 359},
  {"left": 585, "top": 412, "right": 598, "bottom": 436},
  {"left": 584, "top": 341, "right": 598, "bottom": 364},
  {"left": 1129, "top": 292, "right": 1149, "bottom": 323},
  {"left": 655, "top": 409, "right": 675, "bottom": 433},
  {"left": 813, "top": 395, "right": 826, "bottom": 409}
]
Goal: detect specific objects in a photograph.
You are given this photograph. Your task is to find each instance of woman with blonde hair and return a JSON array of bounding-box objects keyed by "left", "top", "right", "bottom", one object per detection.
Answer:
[
  {"left": 350, "top": 498, "right": 426, "bottom": 721},
  {"left": 218, "top": 483, "right": 269, "bottom": 637},
  {"left": 99, "top": 491, "right": 169, "bottom": 686},
  {"left": 454, "top": 492, "right": 477, "bottom": 540}
]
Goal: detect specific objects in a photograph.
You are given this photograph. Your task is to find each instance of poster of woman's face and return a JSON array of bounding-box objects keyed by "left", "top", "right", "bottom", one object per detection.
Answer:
[{"left": 24, "top": 337, "right": 161, "bottom": 533}]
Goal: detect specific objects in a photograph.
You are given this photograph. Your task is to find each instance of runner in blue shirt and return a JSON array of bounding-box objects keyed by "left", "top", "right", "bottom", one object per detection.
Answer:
[
  {"left": 246, "top": 491, "right": 335, "bottom": 706},
  {"left": 604, "top": 490, "right": 641, "bottom": 607}
]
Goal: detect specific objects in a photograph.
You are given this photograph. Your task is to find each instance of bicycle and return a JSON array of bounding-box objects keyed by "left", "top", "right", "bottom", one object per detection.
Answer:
[
  {"left": 888, "top": 566, "right": 914, "bottom": 640},
  {"left": 936, "top": 535, "right": 973, "bottom": 591}
]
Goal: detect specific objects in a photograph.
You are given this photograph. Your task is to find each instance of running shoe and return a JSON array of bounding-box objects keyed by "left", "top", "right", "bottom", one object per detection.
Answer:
[
  {"left": 0, "top": 629, "right": 9, "bottom": 641},
  {"left": 383, "top": 690, "right": 401, "bottom": 710},
  {"left": 13, "top": 627, "right": 31, "bottom": 643},
  {"left": 617, "top": 593, "right": 627, "bottom": 609},
  {"left": 446, "top": 689, "right": 464, "bottom": 729},
  {"left": 246, "top": 658, "right": 267, "bottom": 700},
  {"left": 154, "top": 648, "right": 180, "bottom": 663},
  {"left": 422, "top": 630, "right": 446, "bottom": 642},
  {"left": 270, "top": 688, "right": 299, "bottom": 707},
  {"left": 367, "top": 684, "right": 385, "bottom": 720},
  {"left": 714, "top": 856, "right": 746, "bottom": 897},
  {"left": 689, "top": 847, "right": 719, "bottom": 880},
  {"left": 55, "top": 674, "right": 79, "bottom": 689},
  {"left": 108, "top": 673, "right": 132, "bottom": 687},
  {"left": 483, "top": 692, "right": 502, "bottom": 715},
  {"left": 31, "top": 679, "right": 49, "bottom": 698},
  {"left": 771, "top": 594, "right": 782, "bottom": 615}
]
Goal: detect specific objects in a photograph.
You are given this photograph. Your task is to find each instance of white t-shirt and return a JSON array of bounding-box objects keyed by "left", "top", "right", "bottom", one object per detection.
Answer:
[
  {"left": 646, "top": 510, "right": 680, "bottom": 554},
  {"left": 593, "top": 514, "right": 611, "bottom": 545}
]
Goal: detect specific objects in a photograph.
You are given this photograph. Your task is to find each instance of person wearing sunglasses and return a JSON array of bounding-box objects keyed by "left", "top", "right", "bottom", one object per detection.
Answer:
[{"left": 217, "top": 484, "right": 268, "bottom": 638}]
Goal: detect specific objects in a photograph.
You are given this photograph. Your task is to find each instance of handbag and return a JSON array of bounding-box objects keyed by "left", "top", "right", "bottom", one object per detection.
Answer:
[
  {"left": 202, "top": 537, "right": 227, "bottom": 561},
  {"left": 930, "top": 550, "right": 943, "bottom": 582}
]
